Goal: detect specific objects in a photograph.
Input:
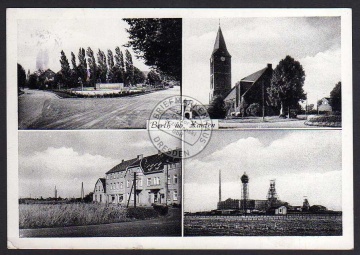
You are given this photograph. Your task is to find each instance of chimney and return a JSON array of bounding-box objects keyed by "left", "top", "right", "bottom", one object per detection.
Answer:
[
  {"left": 158, "top": 150, "right": 161, "bottom": 155},
  {"left": 137, "top": 154, "right": 143, "bottom": 160},
  {"left": 267, "top": 63, "right": 272, "bottom": 69},
  {"left": 121, "top": 159, "right": 125, "bottom": 163}
]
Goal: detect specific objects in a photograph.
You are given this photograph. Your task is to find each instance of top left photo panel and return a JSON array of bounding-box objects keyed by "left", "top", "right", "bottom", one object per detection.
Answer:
[{"left": 14, "top": 9, "right": 182, "bottom": 129}]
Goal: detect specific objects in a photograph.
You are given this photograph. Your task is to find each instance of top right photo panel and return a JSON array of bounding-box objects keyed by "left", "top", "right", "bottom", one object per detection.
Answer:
[{"left": 183, "top": 16, "right": 344, "bottom": 129}]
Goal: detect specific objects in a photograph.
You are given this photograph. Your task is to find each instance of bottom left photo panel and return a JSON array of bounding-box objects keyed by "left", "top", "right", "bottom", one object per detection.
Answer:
[{"left": 18, "top": 130, "right": 182, "bottom": 237}]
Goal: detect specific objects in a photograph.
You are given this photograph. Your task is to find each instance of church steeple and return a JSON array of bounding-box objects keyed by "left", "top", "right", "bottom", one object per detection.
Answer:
[
  {"left": 209, "top": 24, "right": 232, "bottom": 103},
  {"left": 212, "top": 26, "right": 230, "bottom": 56}
]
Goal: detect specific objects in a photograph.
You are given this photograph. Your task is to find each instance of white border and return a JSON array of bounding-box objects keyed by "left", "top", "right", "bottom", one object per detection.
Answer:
[{"left": 7, "top": 8, "right": 353, "bottom": 249}]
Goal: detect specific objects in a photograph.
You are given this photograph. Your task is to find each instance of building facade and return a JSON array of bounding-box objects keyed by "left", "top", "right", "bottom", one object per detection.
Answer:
[
  {"left": 93, "top": 150, "right": 181, "bottom": 207},
  {"left": 209, "top": 26, "right": 232, "bottom": 103}
]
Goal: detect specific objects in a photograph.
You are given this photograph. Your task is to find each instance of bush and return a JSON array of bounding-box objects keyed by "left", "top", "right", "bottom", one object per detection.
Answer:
[
  {"left": 152, "top": 204, "right": 169, "bottom": 215},
  {"left": 246, "top": 103, "right": 261, "bottom": 116},
  {"left": 126, "top": 207, "right": 160, "bottom": 219}
]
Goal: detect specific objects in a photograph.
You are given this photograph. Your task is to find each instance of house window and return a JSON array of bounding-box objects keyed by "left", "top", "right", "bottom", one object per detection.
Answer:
[
  {"left": 120, "top": 182, "right": 123, "bottom": 189},
  {"left": 95, "top": 194, "right": 97, "bottom": 201},
  {"left": 173, "top": 174, "right": 178, "bottom": 184},
  {"left": 158, "top": 177, "right": 160, "bottom": 185},
  {"left": 139, "top": 179, "right": 142, "bottom": 187},
  {"left": 100, "top": 194, "right": 102, "bottom": 202},
  {"left": 147, "top": 178, "right": 151, "bottom": 186},
  {"left": 173, "top": 190, "right": 178, "bottom": 201},
  {"left": 168, "top": 175, "right": 171, "bottom": 184},
  {"left": 126, "top": 180, "right": 130, "bottom": 188}
]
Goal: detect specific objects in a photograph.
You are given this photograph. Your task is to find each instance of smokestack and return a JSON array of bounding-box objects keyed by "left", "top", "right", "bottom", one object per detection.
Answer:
[
  {"left": 55, "top": 186, "right": 57, "bottom": 199},
  {"left": 219, "top": 170, "right": 221, "bottom": 202},
  {"left": 81, "top": 182, "right": 84, "bottom": 200}
]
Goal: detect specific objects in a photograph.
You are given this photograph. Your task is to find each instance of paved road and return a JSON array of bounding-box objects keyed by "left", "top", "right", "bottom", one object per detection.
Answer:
[
  {"left": 19, "top": 208, "right": 181, "bottom": 237},
  {"left": 18, "top": 87, "right": 180, "bottom": 129}
]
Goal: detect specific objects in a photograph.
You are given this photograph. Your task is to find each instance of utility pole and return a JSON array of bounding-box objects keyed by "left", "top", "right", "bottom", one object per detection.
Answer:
[
  {"left": 133, "top": 172, "right": 136, "bottom": 208},
  {"left": 165, "top": 165, "right": 168, "bottom": 206},
  {"left": 262, "top": 82, "right": 265, "bottom": 121}
]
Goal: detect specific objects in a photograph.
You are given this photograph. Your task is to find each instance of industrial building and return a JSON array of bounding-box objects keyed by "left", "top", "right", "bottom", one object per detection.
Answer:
[
  {"left": 216, "top": 171, "right": 290, "bottom": 215},
  {"left": 93, "top": 149, "right": 181, "bottom": 207}
]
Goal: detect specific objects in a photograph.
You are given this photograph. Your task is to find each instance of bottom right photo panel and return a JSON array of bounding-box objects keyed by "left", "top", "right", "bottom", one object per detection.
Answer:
[{"left": 183, "top": 130, "right": 342, "bottom": 236}]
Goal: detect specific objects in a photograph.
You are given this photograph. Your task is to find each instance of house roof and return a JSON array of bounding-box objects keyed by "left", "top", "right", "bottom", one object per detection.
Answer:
[
  {"left": 141, "top": 150, "right": 181, "bottom": 174},
  {"left": 106, "top": 150, "right": 181, "bottom": 175},
  {"left": 106, "top": 158, "right": 139, "bottom": 174}
]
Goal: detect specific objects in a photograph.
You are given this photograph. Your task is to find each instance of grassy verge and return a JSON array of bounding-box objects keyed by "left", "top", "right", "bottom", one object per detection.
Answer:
[
  {"left": 305, "top": 115, "right": 341, "bottom": 127},
  {"left": 19, "top": 203, "right": 160, "bottom": 229}
]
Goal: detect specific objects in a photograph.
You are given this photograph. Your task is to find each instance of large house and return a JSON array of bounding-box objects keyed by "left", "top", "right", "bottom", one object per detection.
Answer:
[{"left": 93, "top": 150, "right": 181, "bottom": 207}]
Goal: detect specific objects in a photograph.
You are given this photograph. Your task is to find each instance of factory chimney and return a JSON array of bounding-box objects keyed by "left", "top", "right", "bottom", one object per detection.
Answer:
[
  {"left": 219, "top": 170, "right": 222, "bottom": 202},
  {"left": 55, "top": 186, "right": 57, "bottom": 199},
  {"left": 81, "top": 182, "right": 84, "bottom": 200}
]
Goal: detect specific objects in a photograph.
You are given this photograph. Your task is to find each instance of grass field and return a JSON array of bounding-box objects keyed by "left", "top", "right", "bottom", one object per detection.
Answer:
[
  {"left": 19, "top": 203, "right": 160, "bottom": 229},
  {"left": 184, "top": 215, "right": 342, "bottom": 236}
]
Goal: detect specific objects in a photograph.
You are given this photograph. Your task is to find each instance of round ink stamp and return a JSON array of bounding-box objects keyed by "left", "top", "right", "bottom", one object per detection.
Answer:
[{"left": 147, "top": 95, "right": 215, "bottom": 159}]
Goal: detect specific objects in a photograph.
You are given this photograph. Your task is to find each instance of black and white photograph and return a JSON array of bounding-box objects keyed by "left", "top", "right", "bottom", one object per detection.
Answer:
[
  {"left": 17, "top": 11, "right": 181, "bottom": 129},
  {"left": 18, "top": 131, "right": 182, "bottom": 237},
  {"left": 182, "top": 17, "right": 342, "bottom": 128},
  {"left": 184, "top": 130, "right": 342, "bottom": 236}
]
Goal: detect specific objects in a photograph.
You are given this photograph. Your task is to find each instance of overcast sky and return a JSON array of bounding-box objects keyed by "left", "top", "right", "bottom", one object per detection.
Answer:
[
  {"left": 184, "top": 130, "right": 342, "bottom": 212},
  {"left": 182, "top": 17, "right": 341, "bottom": 106},
  {"left": 17, "top": 18, "right": 150, "bottom": 73},
  {"left": 18, "top": 131, "right": 180, "bottom": 199}
]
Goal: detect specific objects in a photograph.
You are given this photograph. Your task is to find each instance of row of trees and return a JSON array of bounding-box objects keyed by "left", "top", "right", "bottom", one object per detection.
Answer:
[{"left": 59, "top": 47, "right": 147, "bottom": 88}]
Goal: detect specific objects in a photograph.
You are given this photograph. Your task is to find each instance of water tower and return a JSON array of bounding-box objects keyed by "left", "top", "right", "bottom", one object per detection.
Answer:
[{"left": 241, "top": 172, "right": 249, "bottom": 213}]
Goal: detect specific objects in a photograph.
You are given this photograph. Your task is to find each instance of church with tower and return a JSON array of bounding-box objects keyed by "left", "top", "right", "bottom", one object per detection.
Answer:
[{"left": 209, "top": 25, "right": 274, "bottom": 117}]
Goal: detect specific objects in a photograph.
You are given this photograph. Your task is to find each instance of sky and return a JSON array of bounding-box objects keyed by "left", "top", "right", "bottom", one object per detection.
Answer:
[
  {"left": 17, "top": 18, "right": 150, "bottom": 73},
  {"left": 184, "top": 130, "right": 342, "bottom": 212},
  {"left": 18, "top": 131, "right": 180, "bottom": 199},
  {"left": 182, "top": 17, "right": 341, "bottom": 106}
]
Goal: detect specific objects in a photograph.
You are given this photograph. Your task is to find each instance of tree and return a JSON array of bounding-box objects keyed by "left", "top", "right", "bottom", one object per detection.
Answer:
[
  {"left": 70, "top": 52, "right": 78, "bottom": 87},
  {"left": 147, "top": 70, "right": 161, "bottom": 86},
  {"left": 86, "top": 47, "right": 97, "bottom": 87},
  {"left": 97, "top": 49, "right": 107, "bottom": 83},
  {"left": 114, "top": 47, "right": 125, "bottom": 83},
  {"left": 330, "top": 81, "right": 341, "bottom": 112},
  {"left": 123, "top": 18, "right": 182, "bottom": 82},
  {"left": 125, "top": 49, "right": 134, "bottom": 86},
  {"left": 59, "top": 50, "right": 71, "bottom": 88},
  {"left": 133, "top": 66, "right": 146, "bottom": 84},
  {"left": 267, "top": 55, "right": 306, "bottom": 116},
  {"left": 78, "top": 48, "right": 88, "bottom": 85},
  {"left": 208, "top": 95, "right": 226, "bottom": 119},
  {"left": 83, "top": 192, "right": 94, "bottom": 203},
  {"left": 107, "top": 49, "right": 115, "bottom": 83},
  {"left": 17, "top": 63, "right": 26, "bottom": 91},
  {"left": 307, "top": 104, "right": 314, "bottom": 112}
]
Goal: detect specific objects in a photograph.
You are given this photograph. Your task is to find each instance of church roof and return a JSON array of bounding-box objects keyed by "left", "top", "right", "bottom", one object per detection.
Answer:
[
  {"left": 240, "top": 67, "right": 268, "bottom": 83},
  {"left": 224, "top": 66, "right": 270, "bottom": 101},
  {"left": 212, "top": 26, "right": 231, "bottom": 57}
]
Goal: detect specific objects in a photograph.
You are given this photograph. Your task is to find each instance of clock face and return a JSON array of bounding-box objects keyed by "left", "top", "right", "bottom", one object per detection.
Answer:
[{"left": 221, "top": 57, "right": 226, "bottom": 61}]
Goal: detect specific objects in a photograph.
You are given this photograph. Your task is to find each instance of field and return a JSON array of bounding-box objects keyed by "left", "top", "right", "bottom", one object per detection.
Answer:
[
  {"left": 19, "top": 203, "right": 160, "bottom": 229},
  {"left": 184, "top": 215, "right": 342, "bottom": 236}
]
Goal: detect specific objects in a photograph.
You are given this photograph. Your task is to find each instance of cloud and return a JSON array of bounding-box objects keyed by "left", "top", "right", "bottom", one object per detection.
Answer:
[{"left": 19, "top": 147, "right": 119, "bottom": 198}]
